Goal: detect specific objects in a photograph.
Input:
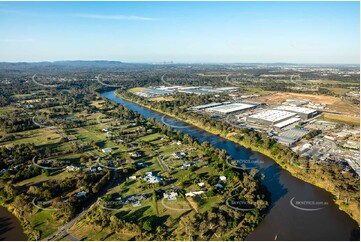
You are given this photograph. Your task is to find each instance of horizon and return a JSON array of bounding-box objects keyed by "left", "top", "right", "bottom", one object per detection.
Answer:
[
  {"left": 0, "top": 60, "right": 359, "bottom": 66},
  {"left": 0, "top": 1, "right": 360, "bottom": 64}
]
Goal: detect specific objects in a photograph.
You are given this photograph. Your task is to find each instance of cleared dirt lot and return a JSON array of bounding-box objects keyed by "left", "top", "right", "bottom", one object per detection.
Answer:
[{"left": 249, "top": 92, "right": 359, "bottom": 115}]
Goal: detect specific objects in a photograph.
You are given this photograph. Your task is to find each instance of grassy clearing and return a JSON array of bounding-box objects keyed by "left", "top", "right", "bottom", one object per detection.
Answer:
[
  {"left": 158, "top": 199, "right": 192, "bottom": 218},
  {"left": 72, "top": 125, "right": 118, "bottom": 149},
  {"left": 0, "top": 128, "right": 73, "bottom": 156},
  {"left": 136, "top": 133, "right": 163, "bottom": 143},
  {"left": 0, "top": 106, "right": 16, "bottom": 114},
  {"left": 244, "top": 87, "right": 275, "bottom": 95},
  {"left": 127, "top": 87, "right": 149, "bottom": 93},
  {"left": 327, "top": 87, "right": 350, "bottom": 95},
  {"left": 149, "top": 96, "right": 176, "bottom": 102},
  {"left": 307, "top": 79, "right": 360, "bottom": 85},
  {"left": 12, "top": 93, "right": 34, "bottom": 98},
  {"left": 90, "top": 100, "right": 105, "bottom": 108},
  {"left": 68, "top": 220, "right": 135, "bottom": 241},
  {"left": 30, "top": 210, "right": 64, "bottom": 240},
  {"left": 15, "top": 170, "right": 75, "bottom": 188},
  {"left": 320, "top": 113, "right": 360, "bottom": 126}
]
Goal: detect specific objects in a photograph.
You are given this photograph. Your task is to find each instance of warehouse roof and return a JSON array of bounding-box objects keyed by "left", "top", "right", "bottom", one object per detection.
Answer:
[
  {"left": 206, "top": 103, "right": 255, "bottom": 114},
  {"left": 278, "top": 128, "right": 310, "bottom": 140},
  {"left": 179, "top": 89, "right": 211, "bottom": 95},
  {"left": 143, "top": 89, "right": 174, "bottom": 95},
  {"left": 274, "top": 117, "right": 301, "bottom": 129},
  {"left": 191, "top": 103, "right": 222, "bottom": 110},
  {"left": 248, "top": 110, "right": 296, "bottom": 123},
  {"left": 275, "top": 106, "right": 316, "bottom": 115}
]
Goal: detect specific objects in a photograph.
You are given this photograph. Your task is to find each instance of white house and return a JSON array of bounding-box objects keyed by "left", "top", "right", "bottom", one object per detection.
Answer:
[
  {"left": 132, "top": 201, "right": 141, "bottom": 207},
  {"left": 106, "top": 131, "right": 114, "bottom": 137},
  {"left": 197, "top": 182, "right": 205, "bottom": 187},
  {"left": 182, "top": 162, "right": 191, "bottom": 169},
  {"left": 130, "top": 151, "right": 142, "bottom": 158},
  {"left": 219, "top": 176, "right": 227, "bottom": 182},
  {"left": 144, "top": 176, "right": 162, "bottom": 184},
  {"left": 102, "top": 148, "right": 112, "bottom": 153},
  {"left": 185, "top": 191, "right": 204, "bottom": 197},
  {"left": 143, "top": 172, "right": 163, "bottom": 184},
  {"left": 163, "top": 192, "right": 178, "bottom": 200}
]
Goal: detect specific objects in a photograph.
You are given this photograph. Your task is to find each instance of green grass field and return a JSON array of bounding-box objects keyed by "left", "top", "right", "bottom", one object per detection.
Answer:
[
  {"left": 30, "top": 210, "right": 65, "bottom": 240},
  {"left": 127, "top": 87, "right": 149, "bottom": 93},
  {"left": 15, "top": 171, "right": 73, "bottom": 187},
  {"left": 68, "top": 220, "right": 135, "bottom": 241}
]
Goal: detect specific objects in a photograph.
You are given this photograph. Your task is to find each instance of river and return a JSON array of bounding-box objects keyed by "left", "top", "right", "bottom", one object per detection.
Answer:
[
  {"left": 101, "top": 90, "right": 359, "bottom": 241},
  {"left": 0, "top": 206, "right": 27, "bottom": 241}
]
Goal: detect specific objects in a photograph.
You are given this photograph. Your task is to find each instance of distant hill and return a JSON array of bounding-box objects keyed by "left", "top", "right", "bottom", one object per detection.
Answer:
[
  {"left": 0, "top": 60, "right": 145, "bottom": 74},
  {"left": 53, "top": 60, "right": 123, "bottom": 66},
  {"left": 0, "top": 61, "right": 357, "bottom": 75},
  {"left": 0, "top": 60, "right": 124, "bottom": 68}
]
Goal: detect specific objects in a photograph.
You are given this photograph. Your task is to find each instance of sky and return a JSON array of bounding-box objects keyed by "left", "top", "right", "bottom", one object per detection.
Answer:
[{"left": 0, "top": 1, "right": 359, "bottom": 64}]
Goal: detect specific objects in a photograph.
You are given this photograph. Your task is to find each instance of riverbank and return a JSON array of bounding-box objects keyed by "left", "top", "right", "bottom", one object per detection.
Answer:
[
  {"left": 0, "top": 202, "right": 30, "bottom": 240},
  {"left": 115, "top": 91, "right": 360, "bottom": 225}
]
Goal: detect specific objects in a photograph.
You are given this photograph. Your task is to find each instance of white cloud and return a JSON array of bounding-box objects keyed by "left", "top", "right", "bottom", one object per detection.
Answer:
[{"left": 74, "top": 13, "right": 159, "bottom": 21}]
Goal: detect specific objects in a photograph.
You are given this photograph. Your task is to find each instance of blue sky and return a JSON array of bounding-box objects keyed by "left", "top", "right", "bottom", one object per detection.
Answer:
[{"left": 0, "top": 1, "right": 359, "bottom": 63}]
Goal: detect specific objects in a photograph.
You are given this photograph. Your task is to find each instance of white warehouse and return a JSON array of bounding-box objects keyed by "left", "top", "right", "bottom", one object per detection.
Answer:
[
  {"left": 247, "top": 110, "right": 297, "bottom": 126},
  {"left": 274, "top": 106, "right": 318, "bottom": 119},
  {"left": 205, "top": 103, "right": 256, "bottom": 115}
]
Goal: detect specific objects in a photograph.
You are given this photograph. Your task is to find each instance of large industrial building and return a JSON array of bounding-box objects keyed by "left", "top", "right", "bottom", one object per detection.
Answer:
[
  {"left": 273, "top": 117, "right": 301, "bottom": 131},
  {"left": 247, "top": 110, "right": 297, "bottom": 126},
  {"left": 274, "top": 106, "right": 318, "bottom": 119},
  {"left": 178, "top": 89, "right": 211, "bottom": 95},
  {"left": 276, "top": 128, "right": 310, "bottom": 146},
  {"left": 201, "top": 87, "right": 240, "bottom": 93},
  {"left": 205, "top": 102, "right": 256, "bottom": 115},
  {"left": 190, "top": 103, "right": 223, "bottom": 111}
]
